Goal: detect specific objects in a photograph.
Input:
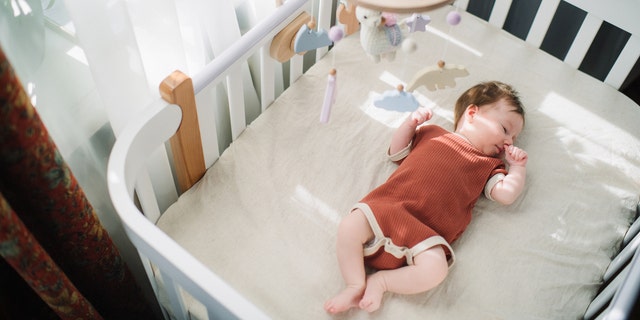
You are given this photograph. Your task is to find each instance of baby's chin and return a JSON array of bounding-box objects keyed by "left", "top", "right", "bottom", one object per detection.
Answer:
[{"left": 488, "top": 150, "right": 505, "bottom": 159}]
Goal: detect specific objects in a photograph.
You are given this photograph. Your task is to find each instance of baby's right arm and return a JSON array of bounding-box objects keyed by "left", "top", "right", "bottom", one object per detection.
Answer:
[
  {"left": 490, "top": 145, "right": 528, "bottom": 205},
  {"left": 389, "top": 107, "right": 432, "bottom": 155}
]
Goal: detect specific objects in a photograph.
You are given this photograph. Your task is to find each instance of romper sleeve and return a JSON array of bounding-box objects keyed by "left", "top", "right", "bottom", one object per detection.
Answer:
[
  {"left": 484, "top": 173, "right": 506, "bottom": 201},
  {"left": 387, "top": 125, "right": 446, "bottom": 164},
  {"left": 387, "top": 141, "right": 412, "bottom": 162}
]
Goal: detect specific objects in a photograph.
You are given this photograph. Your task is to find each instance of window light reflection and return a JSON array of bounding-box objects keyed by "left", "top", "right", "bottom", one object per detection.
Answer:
[
  {"left": 11, "top": 0, "right": 32, "bottom": 17},
  {"left": 425, "top": 25, "right": 483, "bottom": 57}
]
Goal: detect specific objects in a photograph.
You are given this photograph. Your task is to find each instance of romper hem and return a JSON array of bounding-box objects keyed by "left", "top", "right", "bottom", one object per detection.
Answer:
[{"left": 352, "top": 203, "right": 456, "bottom": 267}]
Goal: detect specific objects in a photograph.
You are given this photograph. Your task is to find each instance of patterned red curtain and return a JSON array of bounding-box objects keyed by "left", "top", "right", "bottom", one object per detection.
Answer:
[{"left": 0, "top": 46, "right": 153, "bottom": 318}]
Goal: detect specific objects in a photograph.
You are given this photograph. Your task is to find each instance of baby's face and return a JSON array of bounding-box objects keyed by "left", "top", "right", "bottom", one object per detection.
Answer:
[{"left": 469, "top": 99, "right": 524, "bottom": 157}]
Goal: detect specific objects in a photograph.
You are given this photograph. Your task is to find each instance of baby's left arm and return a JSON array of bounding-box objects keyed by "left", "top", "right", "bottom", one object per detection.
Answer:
[
  {"left": 490, "top": 145, "right": 528, "bottom": 205},
  {"left": 389, "top": 107, "right": 432, "bottom": 155}
]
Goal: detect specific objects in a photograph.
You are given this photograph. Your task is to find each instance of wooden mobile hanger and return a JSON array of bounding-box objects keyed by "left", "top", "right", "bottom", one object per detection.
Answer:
[{"left": 348, "top": 0, "right": 453, "bottom": 13}]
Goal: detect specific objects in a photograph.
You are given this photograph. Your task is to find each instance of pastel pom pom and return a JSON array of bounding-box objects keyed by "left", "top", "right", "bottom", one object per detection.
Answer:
[
  {"left": 382, "top": 12, "right": 397, "bottom": 26},
  {"left": 328, "top": 26, "right": 344, "bottom": 42},
  {"left": 447, "top": 11, "right": 461, "bottom": 25},
  {"left": 401, "top": 38, "right": 417, "bottom": 53}
]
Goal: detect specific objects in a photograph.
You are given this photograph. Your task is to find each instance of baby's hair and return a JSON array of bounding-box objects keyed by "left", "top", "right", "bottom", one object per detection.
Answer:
[{"left": 453, "top": 81, "right": 525, "bottom": 130}]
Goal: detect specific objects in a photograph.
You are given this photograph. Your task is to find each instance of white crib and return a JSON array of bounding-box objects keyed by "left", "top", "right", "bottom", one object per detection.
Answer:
[{"left": 107, "top": 0, "right": 640, "bottom": 319}]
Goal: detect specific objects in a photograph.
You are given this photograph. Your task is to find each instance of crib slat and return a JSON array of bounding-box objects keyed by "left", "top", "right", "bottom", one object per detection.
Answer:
[
  {"left": 147, "top": 146, "right": 180, "bottom": 213},
  {"left": 623, "top": 211, "right": 640, "bottom": 247},
  {"left": 603, "top": 232, "right": 640, "bottom": 283},
  {"left": 456, "top": 0, "right": 469, "bottom": 11},
  {"left": 260, "top": 46, "right": 275, "bottom": 111},
  {"left": 525, "top": 0, "right": 561, "bottom": 47},
  {"left": 584, "top": 262, "right": 629, "bottom": 320},
  {"left": 488, "top": 0, "right": 512, "bottom": 29},
  {"left": 160, "top": 270, "right": 189, "bottom": 320},
  {"left": 605, "top": 35, "right": 640, "bottom": 89},
  {"left": 138, "top": 253, "right": 171, "bottom": 319},
  {"left": 195, "top": 86, "right": 221, "bottom": 168},
  {"left": 315, "top": 0, "right": 333, "bottom": 60},
  {"left": 227, "top": 67, "right": 246, "bottom": 140},
  {"left": 586, "top": 207, "right": 640, "bottom": 320},
  {"left": 564, "top": 14, "right": 602, "bottom": 69},
  {"left": 135, "top": 168, "right": 161, "bottom": 223},
  {"left": 604, "top": 247, "right": 640, "bottom": 320},
  {"left": 290, "top": 54, "right": 304, "bottom": 84}
]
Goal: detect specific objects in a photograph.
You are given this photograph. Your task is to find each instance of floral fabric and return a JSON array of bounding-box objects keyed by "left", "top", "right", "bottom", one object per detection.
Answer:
[{"left": 0, "top": 46, "right": 153, "bottom": 318}]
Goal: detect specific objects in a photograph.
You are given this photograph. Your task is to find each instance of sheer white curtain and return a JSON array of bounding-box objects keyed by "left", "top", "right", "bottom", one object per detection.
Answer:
[
  {"left": 64, "top": 0, "right": 272, "bottom": 131},
  {"left": 0, "top": 0, "right": 278, "bottom": 313},
  {"left": 63, "top": 0, "right": 274, "bottom": 206}
]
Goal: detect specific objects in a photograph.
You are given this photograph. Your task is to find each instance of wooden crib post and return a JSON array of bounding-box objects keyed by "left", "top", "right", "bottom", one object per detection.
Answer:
[{"left": 159, "top": 70, "right": 206, "bottom": 194}]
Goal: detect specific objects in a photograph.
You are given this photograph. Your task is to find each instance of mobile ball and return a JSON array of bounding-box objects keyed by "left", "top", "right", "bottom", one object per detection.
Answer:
[
  {"left": 401, "top": 38, "right": 417, "bottom": 53},
  {"left": 447, "top": 11, "right": 461, "bottom": 25},
  {"left": 328, "top": 26, "right": 344, "bottom": 42}
]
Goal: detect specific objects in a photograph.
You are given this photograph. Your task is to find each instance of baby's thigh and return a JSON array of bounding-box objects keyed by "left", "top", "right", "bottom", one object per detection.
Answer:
[
  {"left": 414, "top": 246, "right": 449, "bottom": 280},
  {"left": 338, "top": 208, "right": 375, "bottom": 244}
]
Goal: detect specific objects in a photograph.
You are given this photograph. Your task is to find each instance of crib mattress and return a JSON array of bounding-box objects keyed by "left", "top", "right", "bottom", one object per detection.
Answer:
[{"left": 156, "top": 7, "right": 640, "bottom": 319}]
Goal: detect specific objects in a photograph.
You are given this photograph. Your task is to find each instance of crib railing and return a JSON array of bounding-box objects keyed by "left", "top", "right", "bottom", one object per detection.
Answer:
[
  {"left": 458, "top": 0, "right": 639, "bottom": 90},
  {"left": 584, "top": 203, "right": 640, "bottom": 320},
  {"left": 108, "top": 0, "right": 333, "bottom": 318}
]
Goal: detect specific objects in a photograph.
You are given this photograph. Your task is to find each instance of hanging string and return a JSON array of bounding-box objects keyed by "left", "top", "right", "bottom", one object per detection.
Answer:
[
  {"left": 402, "top": 15, "right": 416, "bottom": 83},
  {"left": 440, "top": 23, "right": 453, "bottom": 62},
  {"left": 399, "top": 13, "right": 420, "bottom": 85},
  {"left": 441, "top": 1, "right": 461, "bottom": 63}
]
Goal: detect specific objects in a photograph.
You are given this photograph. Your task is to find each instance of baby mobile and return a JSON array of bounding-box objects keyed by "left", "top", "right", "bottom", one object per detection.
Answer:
[{"left": 269, "top": 0, "right": 467, "bottom": 122}]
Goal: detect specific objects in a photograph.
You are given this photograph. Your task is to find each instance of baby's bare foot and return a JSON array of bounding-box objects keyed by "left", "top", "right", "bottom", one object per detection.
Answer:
[
  {"left": 359, "top": 274, "right": 386, "bottom": 312},
  {"left": 324, "top": 285, "right": 365, "bottom": 314}
]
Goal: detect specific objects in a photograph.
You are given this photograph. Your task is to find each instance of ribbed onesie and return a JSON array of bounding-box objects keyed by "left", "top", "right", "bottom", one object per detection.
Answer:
[{"left": 356, "top": 124, "right": 507, "bottom": 270}]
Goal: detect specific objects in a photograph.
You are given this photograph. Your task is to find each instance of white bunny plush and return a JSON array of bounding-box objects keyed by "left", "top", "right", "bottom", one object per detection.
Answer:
[{"left": 355, "top": 6, "right": 404, "bottom": 62}]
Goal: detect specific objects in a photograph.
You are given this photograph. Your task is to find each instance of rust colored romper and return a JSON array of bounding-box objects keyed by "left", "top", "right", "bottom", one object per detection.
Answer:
[{"left": 357, "top": 125, "right": 506, "bottom": 270}]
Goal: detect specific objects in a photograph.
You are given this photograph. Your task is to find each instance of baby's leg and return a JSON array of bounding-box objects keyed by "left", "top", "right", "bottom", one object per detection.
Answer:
[
  {"left": 324, "top": 209, "right": 374, "bottom": 314},
  {"left": 359, "top": 245, "right": 449, "bottom": 312}
]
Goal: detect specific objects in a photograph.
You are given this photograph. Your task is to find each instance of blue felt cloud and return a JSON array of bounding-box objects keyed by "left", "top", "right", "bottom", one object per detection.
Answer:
[
  {"left": 373, "top": 89, "right": 419, "bottom": 112},
  {"left": 294, "top": 25, "right": 333, "bottom": 53}
]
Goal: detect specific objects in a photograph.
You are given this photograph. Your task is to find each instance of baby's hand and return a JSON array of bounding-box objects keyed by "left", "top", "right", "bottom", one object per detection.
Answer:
[
  {"left": 410, "top": 107, "right": 433, "bottom": 126},
  {"left": 504, "top": 145, "right": 528, "bottom": 167}
]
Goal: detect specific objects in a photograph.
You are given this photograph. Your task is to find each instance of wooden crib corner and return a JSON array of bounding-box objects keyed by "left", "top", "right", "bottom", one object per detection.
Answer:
[{"left": 160, "top": 70, "right": 206, "bottom": 194}]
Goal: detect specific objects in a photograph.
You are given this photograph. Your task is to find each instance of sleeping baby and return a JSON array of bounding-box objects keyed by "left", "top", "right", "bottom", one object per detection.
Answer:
[{"left": 325, "top": 81, "right": 528, "bottom": 314}]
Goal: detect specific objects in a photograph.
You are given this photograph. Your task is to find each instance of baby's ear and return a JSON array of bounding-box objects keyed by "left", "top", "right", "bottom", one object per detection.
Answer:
[{"left": 465, "top": 104, "right": 478, "bottom": 120}]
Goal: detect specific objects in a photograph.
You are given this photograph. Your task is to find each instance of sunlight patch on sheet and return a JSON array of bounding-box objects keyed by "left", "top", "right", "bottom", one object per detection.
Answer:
[
  {"left": 360, "top": 69, "right": 454, "bottom": 128},
  {"left": 537, "top": 92, "right": 640, "bottom": 174},
  {"left": 360, "top": 91, "right": 437, "bottom": 128},
  {"left": 425, "top": 25, "right": 482, "bottom": 57},
  {"left": 538, "top": 92, "right": 610, "bottom": 158},
  {"left": 538, "top": 92, "right": 634, "bottom": 144},
  {"left": 379, "top": 70, "right": 408, "bottom": 88},
  {"left": 292, "top": 185, "right": 341, "bottom": 229},
  {"left": 539, "top": 92, "right": 605, "bottom": 132}
]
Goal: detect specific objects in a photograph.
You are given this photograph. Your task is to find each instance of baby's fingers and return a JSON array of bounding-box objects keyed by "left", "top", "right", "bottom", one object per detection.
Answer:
[
  {"left": 423, "top": 108, "right": 433, "bottom": 121},
  {"left": 411, "top": 107, "right": 432, "bottom": 124},
  {"left": 506, "top": 145, "right": 528, "bottom": 164}
]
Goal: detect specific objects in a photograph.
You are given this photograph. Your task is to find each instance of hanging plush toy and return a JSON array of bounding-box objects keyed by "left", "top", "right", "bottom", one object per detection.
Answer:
[{"left": 355, "top": 6, "right": 404, "bottom": 62}]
